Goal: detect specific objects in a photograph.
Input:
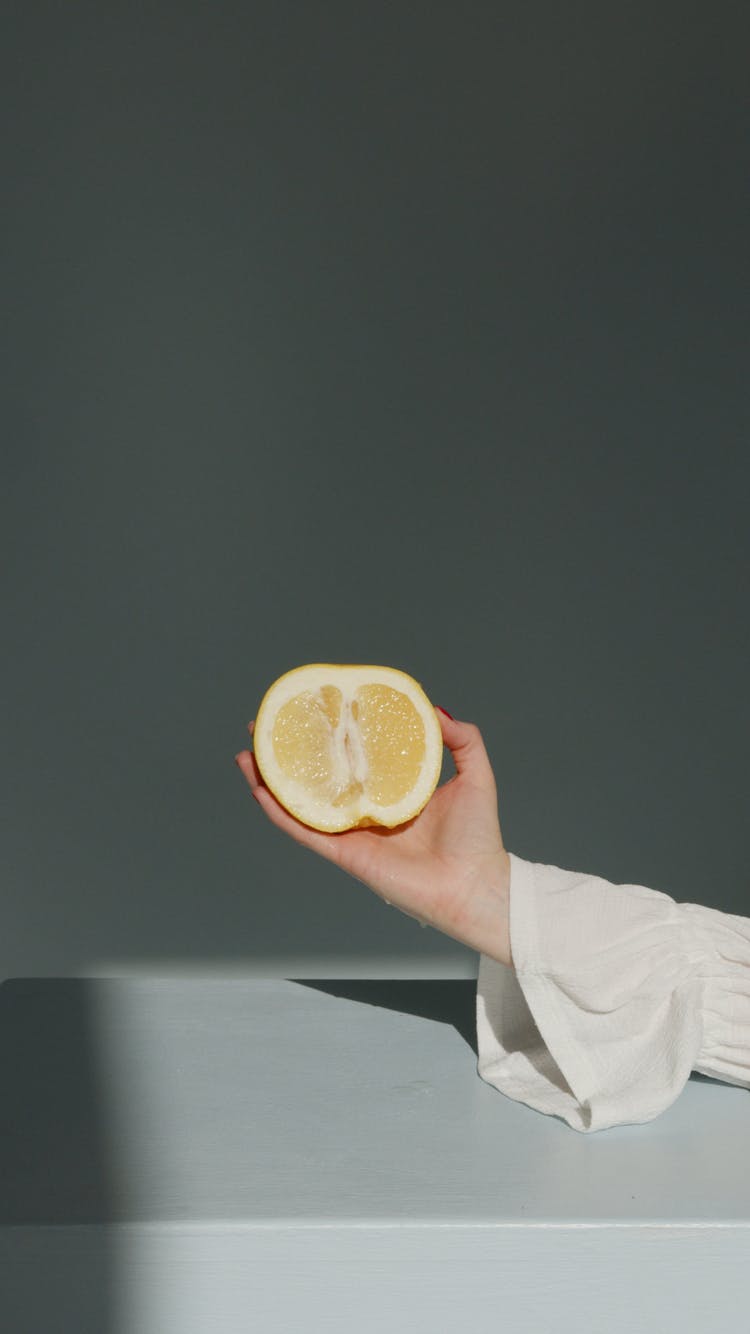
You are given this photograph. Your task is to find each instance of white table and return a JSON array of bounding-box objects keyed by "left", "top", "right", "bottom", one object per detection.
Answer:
[{"left": 1, "top": 977, "right": 746, "bottom": 1332}]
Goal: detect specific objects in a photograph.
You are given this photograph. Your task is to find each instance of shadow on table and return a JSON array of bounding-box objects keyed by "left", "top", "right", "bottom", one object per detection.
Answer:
[
  {"left": 290, "top": 978, "right": 479, "bottom": 1056},
  {"left": 0, "top": 978, "right": 116, "bottom": 1331},
  {"left": 689, "top": 1071, "right": 734, "bottom": 1086},
  {"left": 291, "top": 981, "right": 740, "bottom": 1091}
]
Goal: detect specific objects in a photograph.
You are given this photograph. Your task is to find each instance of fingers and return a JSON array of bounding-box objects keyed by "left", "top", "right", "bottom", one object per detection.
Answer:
[
  {"left": 257, "top": 785, "right": 344, "bottom": 861},
  {"left": 234, "top": 747, "right": 263, "bottom": 790},
  {"left": 434, "top": 706, "right": 496, "bottom": 785},
  {"left": 234, "top": 746, "right": 344, "bottom": 864}
]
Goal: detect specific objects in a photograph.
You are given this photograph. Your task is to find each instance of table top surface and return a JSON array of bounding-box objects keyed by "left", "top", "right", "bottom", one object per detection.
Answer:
[{"left": 2, "top": 976, "right": 747, "bottom": 1225}]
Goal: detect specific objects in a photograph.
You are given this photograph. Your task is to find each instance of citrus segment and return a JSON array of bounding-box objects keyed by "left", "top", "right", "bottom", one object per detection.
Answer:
[
  {"left": 253, "top": 664, "right": 443, "bottom": 832},
  {"left": 357, "top": 684, "right": 426, "bottom": 807},
  {"left": 272, "top": 688, "right": 342, "bottom": 790}
]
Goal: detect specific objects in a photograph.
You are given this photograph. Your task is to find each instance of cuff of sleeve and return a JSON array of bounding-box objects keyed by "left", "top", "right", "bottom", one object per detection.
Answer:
[
  {"left": 681, "top": 899, "right": 750, "bottom": 1089},
  {"left": 477, "top": 852, "right": 710, "bottom": 1133}
]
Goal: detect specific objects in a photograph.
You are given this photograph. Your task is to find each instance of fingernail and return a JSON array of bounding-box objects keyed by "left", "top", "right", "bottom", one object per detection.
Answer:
[
  {"left": 436, "top": 706, "right": 454, "bottom": 720},
  {"left": 234, "top": 754, "right": 242, "bottom": 766}
]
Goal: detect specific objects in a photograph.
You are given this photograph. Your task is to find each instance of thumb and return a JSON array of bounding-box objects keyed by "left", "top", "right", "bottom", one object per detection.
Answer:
[{"left": 434, "top": 707, "right": 496, "bottom": 785}]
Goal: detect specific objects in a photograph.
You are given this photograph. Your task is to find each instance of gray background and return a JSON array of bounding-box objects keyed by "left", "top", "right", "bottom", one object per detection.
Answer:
[{"left": 3, "top": 0, "right": 748, "bottom": 980}]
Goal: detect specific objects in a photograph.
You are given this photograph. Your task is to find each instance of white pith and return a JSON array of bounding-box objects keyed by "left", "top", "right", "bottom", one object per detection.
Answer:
[
  {"left": 254, "top": 664, "right": 443, "bottom": 832},
  {"left": 333, "top": 692, "right": 369, "bottom": 792}
]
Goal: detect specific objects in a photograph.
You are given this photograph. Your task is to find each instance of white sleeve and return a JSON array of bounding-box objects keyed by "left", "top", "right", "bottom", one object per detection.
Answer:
[{"left": 476, "top": 851, "right": 750, "bottom": 1133}]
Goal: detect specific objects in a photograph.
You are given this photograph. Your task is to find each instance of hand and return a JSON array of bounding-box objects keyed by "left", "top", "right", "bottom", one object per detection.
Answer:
[{"left": 234, "top": 708, "right": 512, "bottom": 968}]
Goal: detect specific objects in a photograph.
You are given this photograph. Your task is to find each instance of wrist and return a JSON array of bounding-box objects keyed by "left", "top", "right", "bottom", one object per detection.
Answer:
[{"left": 446, "top": 848, "right": 513, "bottom": 968}]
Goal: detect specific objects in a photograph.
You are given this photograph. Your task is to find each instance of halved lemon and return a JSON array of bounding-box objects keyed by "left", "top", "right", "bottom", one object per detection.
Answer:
[{"left": 253, "top": 664, "right": 443, "bottom": 832}]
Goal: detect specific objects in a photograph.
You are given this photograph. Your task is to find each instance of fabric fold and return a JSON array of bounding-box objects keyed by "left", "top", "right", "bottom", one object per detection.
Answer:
[{"left": 476, "top": 852, "right": 750, "bottom": 1132}]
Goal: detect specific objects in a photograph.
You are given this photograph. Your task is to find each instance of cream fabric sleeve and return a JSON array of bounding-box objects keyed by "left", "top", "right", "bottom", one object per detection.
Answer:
[{"left": 476, "top": 851, "right": 750, "bottom": 1133}]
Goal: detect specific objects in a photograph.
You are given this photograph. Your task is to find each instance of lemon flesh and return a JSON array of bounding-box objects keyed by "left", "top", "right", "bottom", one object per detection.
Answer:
[{"left": 253, "top": 664, "right": 443, "bottom": 832}]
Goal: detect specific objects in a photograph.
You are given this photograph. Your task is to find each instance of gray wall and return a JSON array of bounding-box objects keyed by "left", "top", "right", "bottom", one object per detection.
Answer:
[{"left": 3, "top": 1, "right": 748, "bottom": 979}]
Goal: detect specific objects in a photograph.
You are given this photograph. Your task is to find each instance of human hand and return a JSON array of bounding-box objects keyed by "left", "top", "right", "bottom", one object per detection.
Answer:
[{"left": 234, "top": 707, "right": 512, "bottom": 968}]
